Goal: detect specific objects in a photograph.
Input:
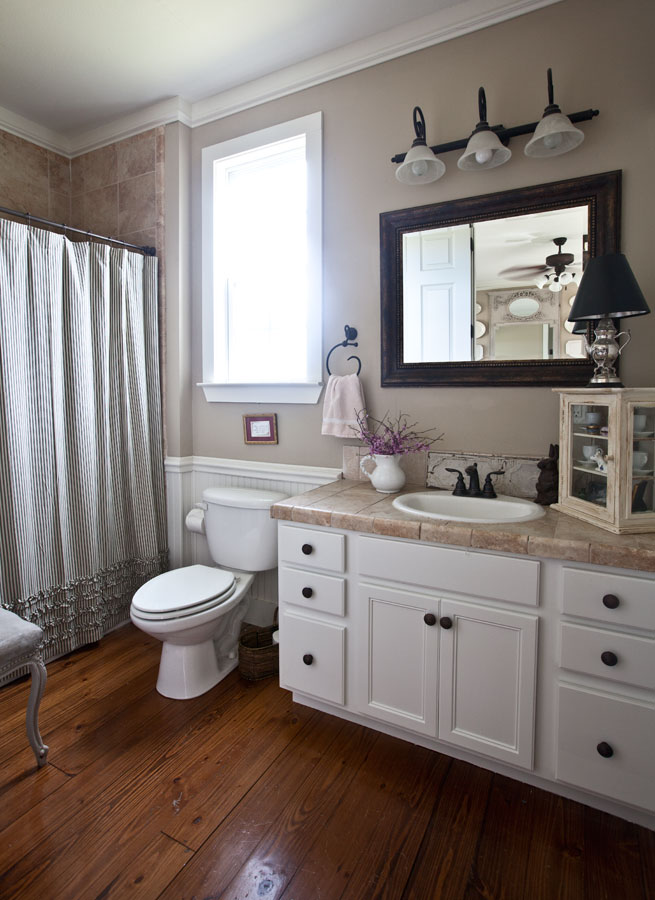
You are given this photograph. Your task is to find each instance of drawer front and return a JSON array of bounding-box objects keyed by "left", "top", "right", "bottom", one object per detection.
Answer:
[
  {"left": 278, "top": 524, "right": 345, "bottom": 573},
  {"left": 556, "top": 684, "right": 655, "bottom": 811},
  {"left": 279, "top": 611, "right": 345, "bottom": 705},
  {"left": 358, "top": 536, "right": 540, "bottom": 607},
  {"left": 279, "top": 566, "right": 345, "bottom": 617},
  {"left": 562, "top": 567, "right": 655, "bottom": 631},
  {"left": 560, "top": 623, "right": 655, "bottom": 690}
]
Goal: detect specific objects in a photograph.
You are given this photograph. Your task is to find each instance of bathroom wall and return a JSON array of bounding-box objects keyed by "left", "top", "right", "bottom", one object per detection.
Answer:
[
  {"left": 184, "top": 0, "right": 654, "bottom": 469},
  {"left": 0, "top": 129, "right": 71, "bottom": 221}
]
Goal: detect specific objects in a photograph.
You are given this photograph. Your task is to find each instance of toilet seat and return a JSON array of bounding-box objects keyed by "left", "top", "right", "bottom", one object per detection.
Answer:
[{"left": 131, "top": 565, "right": 237, "bottom": 621}]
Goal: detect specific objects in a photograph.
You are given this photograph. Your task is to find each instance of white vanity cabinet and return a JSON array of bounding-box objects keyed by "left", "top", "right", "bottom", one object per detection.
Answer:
[{"left": 276, "top": 520, "right": 655, "bottom": 827}]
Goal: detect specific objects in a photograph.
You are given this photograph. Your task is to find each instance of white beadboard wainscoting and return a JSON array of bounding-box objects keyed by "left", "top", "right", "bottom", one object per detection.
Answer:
[{"left": 164, "top": 456, "right": 342, "bottom": 622}]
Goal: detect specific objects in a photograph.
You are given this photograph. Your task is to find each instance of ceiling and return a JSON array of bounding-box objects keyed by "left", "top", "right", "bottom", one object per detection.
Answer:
[{"left": 0, "top": 0, "right": 558, "bottom": 154}]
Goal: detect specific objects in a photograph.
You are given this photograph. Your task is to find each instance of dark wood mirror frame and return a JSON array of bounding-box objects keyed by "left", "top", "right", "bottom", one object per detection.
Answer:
[{"left": 380, "top": 170, "right": 621, "bottom": 387}]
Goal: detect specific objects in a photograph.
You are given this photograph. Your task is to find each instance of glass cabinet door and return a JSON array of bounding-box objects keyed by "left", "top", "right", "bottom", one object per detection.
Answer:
[
  {"left": 630, "top": 404, "right": 655, "bottom": 516},
  {"left": 569, "top": 402, "right": 610, "bottom": 510}
]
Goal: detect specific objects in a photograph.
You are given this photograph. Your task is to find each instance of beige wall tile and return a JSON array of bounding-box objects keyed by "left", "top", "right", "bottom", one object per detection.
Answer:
[
  {"left": 48, "top": 152, "right": 71, "bottom": 195},
  {"left": 0, "top": 130, "right": 49, "bottom": 216},
  {"left": 117, "top": 130, "right": 157, "bottom": 181},
  {"left": 118, "top": 172, "right": 157, "bottom": 233},
  {"left": 48, "top": 190, "right": 71, "bottom": 223},
  {"left": 73, "top": 145, "right": 118, "bottom": 194},
  {"left": 80, "top": 185, "right": 119, "bottom": 236}
]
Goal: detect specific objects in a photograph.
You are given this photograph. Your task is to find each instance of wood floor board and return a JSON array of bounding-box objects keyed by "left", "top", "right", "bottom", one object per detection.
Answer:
[
  {"left": 157, "top": 712, "right": 361, "bottom": 900},
  {"left": 400, "top": 758, "right": 492, "bottom": 900},
  {"left": 277, "top": 734, "right": 445, "bottom": 900},
  {"left": 0, "top": 624, "right": 653, "bottom": 900},
  {"left": 189, "top": 719, "right": 380, "bottom": 900}
]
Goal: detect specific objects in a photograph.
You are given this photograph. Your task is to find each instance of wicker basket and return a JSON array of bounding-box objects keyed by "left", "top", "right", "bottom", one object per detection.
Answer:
[{"left": 238, "top": 614, "right": 279, "bottom": 681}]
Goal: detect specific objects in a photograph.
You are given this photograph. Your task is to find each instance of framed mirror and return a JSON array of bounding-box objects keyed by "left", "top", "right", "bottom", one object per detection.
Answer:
[{"left": 380, "top": 171, "right": 621, "bottom": 386}]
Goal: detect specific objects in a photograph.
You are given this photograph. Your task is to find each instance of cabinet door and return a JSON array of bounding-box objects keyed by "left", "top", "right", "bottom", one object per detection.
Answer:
[
  {"left": 279, "top": 610, "right": 345, "bottom": 705},
  {"left": 438, "top": 600, "right": 537, "bottom": 769},
  {"left": 357, "top": 584, "right": 438, "bottom": 736}
]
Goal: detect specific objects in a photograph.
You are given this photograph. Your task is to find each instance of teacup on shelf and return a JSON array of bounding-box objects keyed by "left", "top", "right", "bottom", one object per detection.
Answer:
[{"left": 633, "top": 451, "right": 649, "bottom": 470}]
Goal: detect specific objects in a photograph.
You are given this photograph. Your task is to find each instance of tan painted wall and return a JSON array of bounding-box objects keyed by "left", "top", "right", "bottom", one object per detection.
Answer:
[
  {"left": 192, "top": 0, "right": 655, "bottom": 465},
  {"left": 186, "top": 0, "right": 654, "bottom": 468}
]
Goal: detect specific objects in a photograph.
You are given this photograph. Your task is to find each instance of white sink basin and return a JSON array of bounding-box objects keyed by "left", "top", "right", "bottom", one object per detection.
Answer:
[{"left": 392, "top": 491, "right": 546, "bottom": 524}]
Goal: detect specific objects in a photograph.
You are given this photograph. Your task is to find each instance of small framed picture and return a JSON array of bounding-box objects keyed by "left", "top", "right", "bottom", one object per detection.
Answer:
[{"left": 243, "top": 414, "right": 278, "bottom": 445}]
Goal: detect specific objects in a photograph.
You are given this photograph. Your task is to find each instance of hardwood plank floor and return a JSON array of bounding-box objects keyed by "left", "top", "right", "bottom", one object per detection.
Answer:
[{"left": 0, "top": 624, "right": 652, "bottom": 900}]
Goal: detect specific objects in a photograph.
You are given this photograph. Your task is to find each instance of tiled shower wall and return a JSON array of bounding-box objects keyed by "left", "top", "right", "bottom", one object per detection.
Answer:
[
  {"left": 0, "top": 126, "right": 164, "bottom": 264},
  {"left": 0, "top": 129, "right": 71, "bottom": 221}
]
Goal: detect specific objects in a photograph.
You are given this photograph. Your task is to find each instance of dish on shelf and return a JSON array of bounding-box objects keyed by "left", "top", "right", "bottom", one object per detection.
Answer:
[
  {"left": 633, "top": 431, "right": 654, "bottom": 438},
  {"left": 576, "top": 459, "right": 596, "bottom": 467},
  {"left": 632, "top": 468, "right": 652, "bottom": 476}
]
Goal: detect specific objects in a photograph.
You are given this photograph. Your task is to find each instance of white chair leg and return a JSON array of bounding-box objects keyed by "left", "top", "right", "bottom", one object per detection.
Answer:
[{"left": 26, "top": 659, "right": 48, "bottom": 767}]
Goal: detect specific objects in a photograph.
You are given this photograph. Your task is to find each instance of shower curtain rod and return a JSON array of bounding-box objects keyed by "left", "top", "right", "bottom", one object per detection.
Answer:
[{"left": 0, "top": 205, "right": 157, "bottom": 255}]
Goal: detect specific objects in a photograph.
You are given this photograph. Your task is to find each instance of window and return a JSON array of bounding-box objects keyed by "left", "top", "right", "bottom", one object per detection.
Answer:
[{"left": 200, "top": 112, "right": 323, "bottom": 403}]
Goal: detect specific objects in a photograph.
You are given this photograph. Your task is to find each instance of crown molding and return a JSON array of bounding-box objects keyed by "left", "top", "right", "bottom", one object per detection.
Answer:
[{"left": 0, "top": 0, "right": 560, "bottom": 157}]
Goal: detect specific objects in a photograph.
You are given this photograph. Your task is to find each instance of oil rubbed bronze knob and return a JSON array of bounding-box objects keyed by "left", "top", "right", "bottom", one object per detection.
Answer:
[
  {"left": 302, "top": 653, "right": 314, "bottom": 665},
  {"left": 602, "top": 594, "right": 620, "bottom": 609},
  {"left": 597, "top": 741, "right": 614, "bottom": 759},
  {"left": 302, "top": 587, "right": 313, "bottom": 598},
  {"left": 601, "top": 650, "right": 618, "bottom": 667},
  {"left": 439, "top": 616, "right": 453, "bottom": 629},
  {"left": 301, "top": 543, "right": 313, "bottom": 555},
  {"left": 424, "top": 613, "right": 437, "bottom": 626}
]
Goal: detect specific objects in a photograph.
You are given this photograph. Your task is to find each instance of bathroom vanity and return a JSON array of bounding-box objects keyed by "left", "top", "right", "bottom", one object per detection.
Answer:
[{"left": 272, "top": 482, "right": 655, "bottom": 829}]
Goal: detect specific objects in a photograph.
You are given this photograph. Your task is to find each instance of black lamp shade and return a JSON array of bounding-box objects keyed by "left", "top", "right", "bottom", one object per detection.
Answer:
[{"left": 568, "top": 253, "right": 650, "bottom": 321}]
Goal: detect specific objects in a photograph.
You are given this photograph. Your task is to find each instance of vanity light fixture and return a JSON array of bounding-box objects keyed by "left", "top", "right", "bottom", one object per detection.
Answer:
[
  {"left": 395, "top": 107, "right": 445, "bottom": 185},
  {"left": 567, "top": 253, "right": 651, "bottom": 386},
  {"left": 390, "top": 70, "right": 598, "bottom": 182},
  {"left": 524, "top": 69, "right": 585, "bottom": 158},
  {"left": 457, "top": 88, "right": 511, "bottom": 171}
]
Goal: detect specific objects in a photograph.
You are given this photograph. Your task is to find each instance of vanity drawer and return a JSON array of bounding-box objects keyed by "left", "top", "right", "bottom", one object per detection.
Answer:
[
  {"left": 562, "top": 567, "right": 655, "bottom": 631},
  {"left": 279, "top": 566, "right": 345, "bottom": 617},
  {"left": 358, "top": 536, "right": 540, "bottom": 606},
  {"left": 560, "top": 623, "right": 655, "bottom": 690},
  {"left": 278, "top": 525, "right": 345, "bottom": 573},
  {"left": 556, "top": 684, "right": 655, "bottom": 811},
  {"left": 279, "top": 610, "right": 345, "bottom": 705}
]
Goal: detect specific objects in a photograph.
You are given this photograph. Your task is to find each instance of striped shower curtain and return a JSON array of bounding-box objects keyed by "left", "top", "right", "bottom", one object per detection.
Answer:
[{"left": 0, "top": 219, "right": 168, "bottom": 668}]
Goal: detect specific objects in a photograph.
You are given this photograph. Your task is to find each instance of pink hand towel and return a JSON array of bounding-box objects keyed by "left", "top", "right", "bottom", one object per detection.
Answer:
[{"left": 321, "top": 374, "right": 366, "bottom": 438}]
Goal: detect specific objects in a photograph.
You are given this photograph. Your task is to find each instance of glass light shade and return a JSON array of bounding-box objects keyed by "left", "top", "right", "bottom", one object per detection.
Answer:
[
  {"left": 559, "top": 271, "right": 573, "bottom": 285},
  {"left": 396, "top": 143, "right": 446, "bottom": 184},
  {"left": 525, "top": 110, "right": 584, "bottom": 158},
  {"left": 535, "top": 275, "right": 548, "bottom": 289},
  {"left": 548, "top": 279, "right": 563, "bottom": 293},
  {"left": 457, "top": 128, "right": 511, "bottom": 170}
]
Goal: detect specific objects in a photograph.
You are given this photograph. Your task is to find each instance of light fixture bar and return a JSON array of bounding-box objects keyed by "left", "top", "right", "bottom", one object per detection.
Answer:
[{"left": 391, "top": 108, "right": 598, "bottom": 164}]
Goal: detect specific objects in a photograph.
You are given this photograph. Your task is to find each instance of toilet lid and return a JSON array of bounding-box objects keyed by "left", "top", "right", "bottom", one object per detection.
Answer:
[{"left": 131, "top": 565, "right": 237, "bottom": 619}]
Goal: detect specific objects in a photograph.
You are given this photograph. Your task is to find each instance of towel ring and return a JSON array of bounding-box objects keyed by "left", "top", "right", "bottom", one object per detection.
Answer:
[{"left": 326, "top": 325, "right": 362, "bottom": 376}]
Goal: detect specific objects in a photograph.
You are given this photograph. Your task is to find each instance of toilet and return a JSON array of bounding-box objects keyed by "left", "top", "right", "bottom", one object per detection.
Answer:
[{"left": 130, "top": 486, "right": 288, "bottom": 699}]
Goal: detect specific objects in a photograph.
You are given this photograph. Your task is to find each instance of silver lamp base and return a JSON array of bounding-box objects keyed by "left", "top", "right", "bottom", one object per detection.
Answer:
[{"left": 587, "top": 317, "right": 630, "bottom": 387}]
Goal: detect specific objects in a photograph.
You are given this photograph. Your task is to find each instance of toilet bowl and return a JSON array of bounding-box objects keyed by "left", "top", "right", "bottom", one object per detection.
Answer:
[{"left": 130, "top": 486, "right": 287, "bottom": 699}]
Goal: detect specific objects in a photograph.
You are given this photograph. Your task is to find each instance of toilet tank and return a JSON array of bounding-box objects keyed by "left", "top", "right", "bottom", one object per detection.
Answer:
[{"left": 202, "top": 486, "right": 289, "bottom": 571}]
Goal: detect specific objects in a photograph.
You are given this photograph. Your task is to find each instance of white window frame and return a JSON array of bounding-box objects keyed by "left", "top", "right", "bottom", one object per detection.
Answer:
[{"left": 199, "top": 112, "right": 323, "bottom": 404}]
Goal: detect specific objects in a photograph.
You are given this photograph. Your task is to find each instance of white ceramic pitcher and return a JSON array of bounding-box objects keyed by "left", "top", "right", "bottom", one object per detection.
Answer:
[{"left": 360, "top": 453, "right": 406, "bottom": 493}]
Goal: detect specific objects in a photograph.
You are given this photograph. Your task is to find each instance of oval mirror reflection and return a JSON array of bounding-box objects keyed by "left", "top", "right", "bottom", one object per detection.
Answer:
[{"left": 508, "top": 296, "right": 541, "bottom": 318}]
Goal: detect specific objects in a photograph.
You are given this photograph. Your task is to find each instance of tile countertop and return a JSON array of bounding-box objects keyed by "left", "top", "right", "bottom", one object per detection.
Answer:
[{"left": 271, "top": 480, "right": 655, "bottom": 574}]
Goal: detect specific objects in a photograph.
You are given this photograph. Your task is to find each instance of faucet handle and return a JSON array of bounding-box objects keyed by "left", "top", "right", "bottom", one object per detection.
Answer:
[
  {"left": 445, "top": 468, "right": 468, "bottom": 497},
  {"left": 482, "top": 469, "right": 505, "bottom": 498}
]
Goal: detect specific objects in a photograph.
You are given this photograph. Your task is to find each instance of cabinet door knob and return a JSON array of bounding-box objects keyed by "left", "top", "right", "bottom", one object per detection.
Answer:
[
  {"left": 601, "top": 650, "right": 618, "bottom": 667},
  {"left": 439, "top": 616, "right": 453, "bottom": 629},
  {"left": 301, "top": 543, "right": 313, "bottom": 555},
  {"left": 602, "top": 594, "right": 620, "bottom": 609},
  {"left": 302, "top": 653, "right": 314, "bottom": 666},
  {"left": 424, "top": 613, "right": 437, "bottom": 626},
  {"left": 302, "top": 587, "right": 313, "bottom": 598},
  {"left": 596, "top": 741, "right": 614, "bottom": 759}
]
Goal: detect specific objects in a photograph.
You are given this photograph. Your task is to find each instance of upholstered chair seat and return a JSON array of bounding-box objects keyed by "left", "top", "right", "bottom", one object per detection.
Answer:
[{"left": 0, "top": 609, "right": 48, "bottom": 766}]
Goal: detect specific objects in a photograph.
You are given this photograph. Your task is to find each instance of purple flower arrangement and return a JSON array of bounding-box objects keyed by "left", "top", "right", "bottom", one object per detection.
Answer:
[{"left": 353, "top": 410, "right": 442, "bottom": 456}]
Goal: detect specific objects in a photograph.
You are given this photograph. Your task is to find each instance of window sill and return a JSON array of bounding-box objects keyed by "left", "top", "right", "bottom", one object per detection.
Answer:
[{"left": 198, "top": 382, "right": 324, "bottom": 404}]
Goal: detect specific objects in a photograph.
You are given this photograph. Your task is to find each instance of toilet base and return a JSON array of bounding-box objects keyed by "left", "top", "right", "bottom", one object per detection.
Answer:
[{"left": 156, "top": 639, "right": 238, "bottom": 699}]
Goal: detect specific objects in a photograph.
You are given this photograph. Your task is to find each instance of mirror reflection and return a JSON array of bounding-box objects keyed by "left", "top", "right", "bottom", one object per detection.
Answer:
[{"left": 402, "top": 205, "right": 588, "bottom": 363}]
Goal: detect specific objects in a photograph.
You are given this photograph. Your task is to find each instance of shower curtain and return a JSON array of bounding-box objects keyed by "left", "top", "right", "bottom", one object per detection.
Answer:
[{"left": 0, "top": 219, "right": 168, "bottom": 670}]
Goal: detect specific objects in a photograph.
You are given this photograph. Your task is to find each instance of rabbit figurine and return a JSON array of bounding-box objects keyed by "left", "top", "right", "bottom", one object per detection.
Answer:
[
  {"left": 593, "top": 447, "right": 609, "bottom": 472},
  {"left": 535, "top": 444, "right": 559, "bottom": 505}
]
